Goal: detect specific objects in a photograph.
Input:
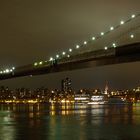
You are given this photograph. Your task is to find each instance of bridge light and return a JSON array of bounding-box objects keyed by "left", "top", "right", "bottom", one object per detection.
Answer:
[
  {"left": 84, "top": 41, "right": 87, "bottom": 45},
  {"left": 92, "top": 37, "right": 96, "bottom": 40},
  {"left": 113, "top": 43, "right": 116, "bottom": 48},
  {"left": 3, "top": 71, "right": 6, "bottom": 73},
  {"left": 76, "top": 45, "right": 80, "bottom": 49},
  {"left": 131, "top": 14, "right": 135, "bottom": 18},
  {"left": 67, "top": 54, "right": 70, "bottom": 58},
  {"left": 5, "top": 69, "right": 10, "bottom": 73},
  {"left": 39, "top": 61, "right": 43, "bottom": 65},
  {"left": 12, "top": 67, "right": 15, "bottom": 70},
  {"left": 110, "top": 26, "right": 114, "bottom": 31},
  {"left": 130, "top": 34, "right": 134, "bottom": 38},
  {"left": 34, "top": 62, "right": 38, "bottom": 66},
  {"left": 49, "top": 57, "right": 53, "bottom": 61},
  {"left": 10, "top": 69, "right": 13, "bottom": 72},
  {"left": 104, "top": 46, "right": 108, "bottom": 50},
  {"left": 120, "top": 20, "right": 124, "bottom": 25},
  {"left": 101, "top": 32, "right": 104, "bottom": 36},
  {"left": 56, "top": 54, "right": 59, "bottom": 58},
  {"left": 69, "top": 48, "right": 72, "bottom": 52},
  {"left": 62, "top": 52, "right": 66, "bottom": 55},
  {"left": 0, "top": 71, "right": 2, "bottom": 74}
]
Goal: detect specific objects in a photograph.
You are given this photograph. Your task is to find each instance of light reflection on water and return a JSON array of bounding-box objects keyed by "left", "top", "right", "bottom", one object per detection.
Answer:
[{"left": 0, "top": 103, "right": 140, "bottom": 140}]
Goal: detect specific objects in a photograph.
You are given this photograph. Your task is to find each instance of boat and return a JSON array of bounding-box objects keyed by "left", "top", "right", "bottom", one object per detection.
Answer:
[{"left": 87, "top": 95, "right": 107, "bottom": 105}]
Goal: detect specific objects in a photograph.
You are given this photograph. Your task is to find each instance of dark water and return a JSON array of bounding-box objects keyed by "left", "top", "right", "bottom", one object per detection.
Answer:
[{"left": 0, "top": 103, "right": 140, "bottom": 140}]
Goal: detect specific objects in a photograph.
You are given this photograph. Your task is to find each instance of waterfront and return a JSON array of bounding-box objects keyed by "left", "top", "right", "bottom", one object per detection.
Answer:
[{"left": 0, "top": 103, "right": 140, "bottom": 140}]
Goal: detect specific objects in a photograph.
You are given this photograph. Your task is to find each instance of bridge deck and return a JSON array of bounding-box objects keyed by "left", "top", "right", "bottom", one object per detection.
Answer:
[{"left": 0, "top": 42, "right": 140, "bottom": 80}]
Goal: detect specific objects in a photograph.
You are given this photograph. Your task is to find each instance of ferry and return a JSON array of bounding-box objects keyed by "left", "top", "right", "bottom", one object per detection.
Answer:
[
  {"left": 87, "top": 95, "right": 107, "bottom": 105},
  {"left": 74, "top": 94, "right": 90, "bottom": 104}
]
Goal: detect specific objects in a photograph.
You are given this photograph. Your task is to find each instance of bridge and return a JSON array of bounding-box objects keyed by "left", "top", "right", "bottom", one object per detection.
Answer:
[{"left": 0, "top": 14, "right": 140, "bottom": 80}]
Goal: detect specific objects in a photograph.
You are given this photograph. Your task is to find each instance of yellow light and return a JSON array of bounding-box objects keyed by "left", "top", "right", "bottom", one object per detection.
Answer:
[
  {"left": 104, "top": 46, "right": 108, "bottom": 50},
  {"left": 130, "top": 34, "right": 134, "bottom": 38},
  {"left": 110, "top": 26, "right": 114, "bottom": 30},
  {"left": 92, "top": 37, "right": 96, "bottom": 40},
  {"left": 120, "top": 21, "right": 124, "bottom": 25},
  {"left": 61, "top": 100, "right": 65, "bottom": 103},
  {"left": 5, "top": 69, "right": 10, "bottom": 73},
  {"left": 34, "top": 62, "right": 38, "bottom": 66},
  {"left": 69, "top": 48, "right": 72, "bottom": 52},
  {"left": 56, "top": 54, "right": 59, "bottom": 58},
  {"left": 113, "top": 43, "right": 116, "bottom": 48},
  {"left": 62, "top": 52, "right": 66, "bottom": 55},
  {"left": 84, "top": 41, "right": 87, "bottom": 45},
  {"left": 101, "top": 32, "right": 104, "bottom": 36},
  {"left": 49, "top": 57, "right": 53, "bottom": 61},
  {"left": 39, "top": 61, "right": 43, "bottom": 65},
  {"left": 76, "top": 45, "right": 80, "bottom": 49},
  {"left": 131, "top": 14, "right": 135, "bottom": 18}
]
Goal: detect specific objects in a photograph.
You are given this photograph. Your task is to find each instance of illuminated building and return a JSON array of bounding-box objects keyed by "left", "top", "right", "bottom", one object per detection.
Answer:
[
  {"left": 61, "top": 77, "right": 72, "bottom": 92},
  {"left": 104, "top": 81, "right": 109, "bottom": 95},
  {"left": 88, "top": 95, "right": 106, "bottom": 104},
  {"left": 74, "top": 94, "right": 90, "bottom": 103}
]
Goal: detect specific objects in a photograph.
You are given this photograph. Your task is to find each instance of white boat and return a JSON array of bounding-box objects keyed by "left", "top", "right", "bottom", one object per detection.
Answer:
[
  {"left": 88, "top": 95, "right": 107, "bottom": 105},
  {"left": 87, "top": 101, "right": 105, "bottom": 105}
]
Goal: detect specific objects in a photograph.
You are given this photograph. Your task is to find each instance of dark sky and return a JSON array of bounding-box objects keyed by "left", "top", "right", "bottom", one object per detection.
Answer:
[{"left": 0, "top": 0, "right": 140, "bottom": 90}]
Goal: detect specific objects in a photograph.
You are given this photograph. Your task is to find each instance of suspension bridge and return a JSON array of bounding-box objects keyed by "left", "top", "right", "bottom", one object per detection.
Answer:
[{"left": 0, "top": 13, "right": 140, "bottom": 80}]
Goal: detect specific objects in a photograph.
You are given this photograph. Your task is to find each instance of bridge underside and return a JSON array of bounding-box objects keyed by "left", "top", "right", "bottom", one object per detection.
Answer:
[{"left": 0, "top": 43, "right": 140, "bottom": 80}]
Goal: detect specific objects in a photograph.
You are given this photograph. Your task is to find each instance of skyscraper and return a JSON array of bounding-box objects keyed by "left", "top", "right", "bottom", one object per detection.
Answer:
[
  {"left": 104, "top": 81, "right": 108, "bottom": 95},
  {"left": 61, "top": 77, "right": 72, "bottom": 92}
]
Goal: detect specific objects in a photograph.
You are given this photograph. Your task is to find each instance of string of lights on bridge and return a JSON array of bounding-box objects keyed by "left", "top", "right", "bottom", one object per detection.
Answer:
[
  {"left": 33, "top": 13, "right": 139, "bottom": 67},
  {"left": 0, "top": 13, "right": 139, "bottom": 75},
  {"left": 0, "top": 67, "right": 15, "bottom": 74}
]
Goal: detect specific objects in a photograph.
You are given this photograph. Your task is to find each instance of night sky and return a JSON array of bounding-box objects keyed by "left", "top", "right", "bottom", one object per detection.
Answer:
[{"left": 0, "top": 0, "right": 140, "bottom": 90}]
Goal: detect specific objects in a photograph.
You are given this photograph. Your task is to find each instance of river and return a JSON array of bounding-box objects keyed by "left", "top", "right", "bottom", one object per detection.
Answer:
[{"left": 0, "top": 103, "right": 140, "bottom": 140}]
